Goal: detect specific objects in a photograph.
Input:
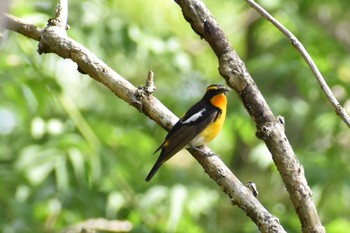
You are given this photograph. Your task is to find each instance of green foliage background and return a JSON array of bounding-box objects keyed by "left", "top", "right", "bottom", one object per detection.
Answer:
[{"left": 1, "top": 0, "right": 350, "bottom": 232}]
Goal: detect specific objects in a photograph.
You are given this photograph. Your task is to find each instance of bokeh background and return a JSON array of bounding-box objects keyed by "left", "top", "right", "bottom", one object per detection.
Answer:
[{"left": 1, "top": 0, "right": 350, "bottom": 232}]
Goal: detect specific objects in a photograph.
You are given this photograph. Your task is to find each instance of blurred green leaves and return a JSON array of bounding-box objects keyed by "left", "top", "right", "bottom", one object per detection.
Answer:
[{"left": 1, "top": 0, "right": 350, "bottom": 232}]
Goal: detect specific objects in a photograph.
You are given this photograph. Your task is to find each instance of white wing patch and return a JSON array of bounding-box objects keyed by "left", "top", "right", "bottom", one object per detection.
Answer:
[{"left": 182, "top": 108, "right": 206, "bottom": 124}]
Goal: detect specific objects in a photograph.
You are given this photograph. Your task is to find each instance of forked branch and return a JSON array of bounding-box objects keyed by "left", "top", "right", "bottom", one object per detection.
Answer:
[
  {"left": 174, "top": 0, "right": 325, "bottom": 232},
  {"left": 4, "top": 6, "right": 286, "bottom": 233}
]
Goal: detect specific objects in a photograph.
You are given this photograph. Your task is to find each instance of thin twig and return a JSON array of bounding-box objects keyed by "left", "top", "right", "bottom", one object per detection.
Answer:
[
  {"left": 58, "top": 0, "right": 68, "bottom": 28},
  {"left": 48, "top": 0, "right": 69, "bottom": 29},
  {"left": 246, "top": 0, "right": 350, "bottom": 128},
  {"left": 145, "top": 70, "right": 156, "bottom": 94}
]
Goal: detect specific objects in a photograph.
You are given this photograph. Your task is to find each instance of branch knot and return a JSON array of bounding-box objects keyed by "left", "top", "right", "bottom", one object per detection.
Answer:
[
  {"left": 131, "top": 71, "right": 156, "bottom": 113},
  {"left": 256, "top": 116, "right": 285, "bottom": 140}
]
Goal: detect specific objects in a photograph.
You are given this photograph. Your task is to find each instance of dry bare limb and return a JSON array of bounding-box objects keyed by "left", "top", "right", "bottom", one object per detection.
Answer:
[
  {"left": 174, "top": 0, "right": 325, "bottom": 232},
  {"left": 246, "top": 0, "right": 350, "bottom": 128},
  {"left": 4, "top": 8, "right": 286, "bottom": 233},
  {"left": 63, "top": 218, "right": 132, "bottom": 233},
  {"left": 4, "top": 14, "right": 41, "bottom": 40}
]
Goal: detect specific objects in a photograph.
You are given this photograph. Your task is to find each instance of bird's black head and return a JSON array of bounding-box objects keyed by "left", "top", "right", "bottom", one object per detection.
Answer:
[{"left": 203, "top": 84, "right": 229, "bottom": 100}]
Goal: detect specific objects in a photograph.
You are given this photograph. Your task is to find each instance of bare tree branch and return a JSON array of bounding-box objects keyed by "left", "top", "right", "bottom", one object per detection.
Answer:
[
  {"left": 63, "top": 218, "right": 132, "bottom": 233},
  {"left": 4, "top": 13, "right": 41, "bottom": 40},
  {"left": 246, "top": 0, "right": 350, "bottom": 128},
  {"left": 4, "top": 10, "right": 286, "bottom": 233},
  {"left": 57, "top": 0, "right": 68, "bottom": 28},
  {"left": 174, "top": 0, "right": 325, "bottom": 232}
]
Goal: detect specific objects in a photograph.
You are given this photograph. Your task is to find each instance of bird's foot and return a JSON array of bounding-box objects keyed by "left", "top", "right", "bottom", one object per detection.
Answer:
[
  {"left": 190, "top": 145, "right": 204, "bottom": 152},
  {"left": 190, "top": 145, "right": 216, "bottom": 156}
]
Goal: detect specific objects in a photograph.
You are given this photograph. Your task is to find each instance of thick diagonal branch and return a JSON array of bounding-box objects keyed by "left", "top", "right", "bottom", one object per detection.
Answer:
[
  {"left": 4, "top": 13, "right": 286, "bottom": 233},
  {"left": 174, "top": 0, "right": 324, "bottom": 232}
]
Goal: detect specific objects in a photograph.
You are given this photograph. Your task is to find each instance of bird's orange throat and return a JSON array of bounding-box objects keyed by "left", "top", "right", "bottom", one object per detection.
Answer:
[
  {"left": 192, "top": 93, "right": 227, "bottom": 145},
  {"left": 210, "top": 93, "right": 227, "bottom": 110}
]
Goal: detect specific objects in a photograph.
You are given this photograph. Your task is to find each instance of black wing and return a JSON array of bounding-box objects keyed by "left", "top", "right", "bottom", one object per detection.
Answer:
[{"left": 145, "top": 100, "right": 219, "bottom": 181}]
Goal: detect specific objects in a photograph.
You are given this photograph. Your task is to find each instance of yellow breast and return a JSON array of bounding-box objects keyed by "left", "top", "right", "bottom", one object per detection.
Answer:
[{"left": 191, "top": 93, "right": 227, "bottom": 146}]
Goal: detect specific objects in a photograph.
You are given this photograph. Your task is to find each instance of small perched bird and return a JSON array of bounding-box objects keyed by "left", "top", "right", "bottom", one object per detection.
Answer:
[{"left": 145, "top": 84, "right": 229, "bottom": 182}]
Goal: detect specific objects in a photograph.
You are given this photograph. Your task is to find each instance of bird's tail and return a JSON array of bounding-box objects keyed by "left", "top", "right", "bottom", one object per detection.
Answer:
[{"left": 145, "top": 163, "right": 162, "bottom": 182}]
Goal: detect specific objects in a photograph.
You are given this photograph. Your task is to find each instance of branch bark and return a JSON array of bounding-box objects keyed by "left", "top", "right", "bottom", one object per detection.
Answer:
[
  {"left": 174, "top": 0, "right": 325, "bottom": 232},
  {"left": 4, "top": 14, "right": 41, "bottom": 40},
  {"left": 4, "top": 11, "right": 286, "bottom": 233},
  {"left": 246, "top": 0, "right": 350, "bottom": 128}
]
